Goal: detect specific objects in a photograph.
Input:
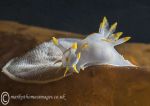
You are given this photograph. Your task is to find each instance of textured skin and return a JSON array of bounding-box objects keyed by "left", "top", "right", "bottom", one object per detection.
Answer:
[{"left": 2, "top": 38, "right": 81, "bottom": 83}]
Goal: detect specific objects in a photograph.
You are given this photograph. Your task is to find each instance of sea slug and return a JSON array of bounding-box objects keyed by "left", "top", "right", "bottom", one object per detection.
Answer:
[{"left": 2, "top": 17, "right": 135, "bottom": 83}]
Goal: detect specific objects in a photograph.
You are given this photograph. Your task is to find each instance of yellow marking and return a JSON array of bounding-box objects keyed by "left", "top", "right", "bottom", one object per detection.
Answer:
[
  {"left": 64, "top": 56, "right": 71, "bottom": 76},
  {"left": 72, "top": 64, "right": 79, "bottom": 74},
  {"left": 77, "top": 52, "right": 81, "bottom": 60},
  {"left": 100, "top": 16, "right": 107, "bottom": 29},
  {"left": 71, "top": 42, "right": 77, "bottom": 49},
  {"left": 52, "top": 37, "right": 58, "bottom": 45},
  {"left": 64, "top": 66, "right": 69, "bottom": 77},
  {"left": 123, "top": 37, "right": 131, "bottom": 42},
  {"left": 81, "top": 43, "right": 88, "bottom": 49},
  {"left": 109, "top": 22, "right": 117, "bottom": 31},
  {"left": 113, "top": 32, "right": 123, "bottom": 40},
  {"left": 101, "top": 38, "right": 113, "bottom": 43}
]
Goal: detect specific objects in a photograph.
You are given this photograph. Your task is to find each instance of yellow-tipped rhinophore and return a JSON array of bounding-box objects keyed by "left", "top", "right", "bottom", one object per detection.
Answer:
[
  {"left": 71, "top": 42, "right": 77, "bottom": 49},
  {"left": 123, "top": 37, "right": 131, "bottom": 42},
  {"left": 72, "top": 64, "right": 79, "bottom": 74},
  {"left": 114, "top": 32, "right": 123, "bottom": 40},
  {"left": 64, "top": 66, "right": 69, "bottom": 77},
  {"left": 52, "top": 37, "right": 58, "bottom": 45},
  {"left": 109, "top": 22, "right": 117, "bottom": 31},
  {"left": 77, "top": 52, "right": 81, "bottom": 60},
  {"left": 100, "top": 16, "right": 108, "bottom": 29}
]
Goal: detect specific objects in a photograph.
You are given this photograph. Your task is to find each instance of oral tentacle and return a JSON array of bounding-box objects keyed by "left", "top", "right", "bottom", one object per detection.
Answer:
[
  {"left": 72, "top": 64, "right": 79, "bottom": 74},
  {"left": 63, "top": 42, "right": 80, "bottom": 76},
  {"left": 64, "top": 66, "right": 69, "bottom": 77},
  {"left": 71, "top": 52, "right": 81, "bottom": 73}
]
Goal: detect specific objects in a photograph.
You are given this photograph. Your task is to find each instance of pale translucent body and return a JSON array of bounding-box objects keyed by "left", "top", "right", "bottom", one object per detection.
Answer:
[{"left": 2, "top": 17, "right": 135, "bottom": 83}]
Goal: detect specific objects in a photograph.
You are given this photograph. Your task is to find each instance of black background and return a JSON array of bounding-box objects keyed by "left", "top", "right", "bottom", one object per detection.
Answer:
[{"left": 0, "top": 0, "right": 150, "bottom": 43}]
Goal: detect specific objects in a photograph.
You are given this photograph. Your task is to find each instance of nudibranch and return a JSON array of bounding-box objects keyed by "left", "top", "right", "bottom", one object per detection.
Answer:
[{"left": 2, "top": 17, "right": 135, "bottom": 83}]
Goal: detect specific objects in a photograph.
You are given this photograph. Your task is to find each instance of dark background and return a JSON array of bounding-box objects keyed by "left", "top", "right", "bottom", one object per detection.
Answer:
[{"left": 0, "top": 0, "right": 150, "bottom": 43}]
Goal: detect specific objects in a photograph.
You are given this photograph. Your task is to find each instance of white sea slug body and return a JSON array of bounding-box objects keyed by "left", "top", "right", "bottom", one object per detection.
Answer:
[
  {"left": 2, "top": 17, "right": 135, "bottom": 83},
  {"left": 52, "top": 17, "right": 134, "bottom": 75}
]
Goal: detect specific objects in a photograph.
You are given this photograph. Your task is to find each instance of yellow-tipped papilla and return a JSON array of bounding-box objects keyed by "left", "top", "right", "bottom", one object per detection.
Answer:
[
  {"left": 72, "top": 64, "right": 79, "bottom": 74},
  {"left": 123, "top": 37, "right": 131, "bottom": 42},
  {"left": 113, "top": 36, "right": 131, "bottom": 46},
  {"left": 109, "top": 22, "right": 117, "bottom": 32},
  {"left": 71, "top": 42, "right": 77, "bottom": 49},
  {"left": 113, "top": 32, "right": 123, "bottom": 40},
  {"left": 100, "top": 16, "right": 108, "bottom": 29},
  {"left": 52, "top": 37, "right": 58, "bottom": 45}
]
